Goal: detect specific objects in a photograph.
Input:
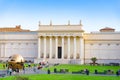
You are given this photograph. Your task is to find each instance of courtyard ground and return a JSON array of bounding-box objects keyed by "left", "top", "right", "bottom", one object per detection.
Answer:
[{"left": 0, "top": 63, "right": 120, "bottom": 80}]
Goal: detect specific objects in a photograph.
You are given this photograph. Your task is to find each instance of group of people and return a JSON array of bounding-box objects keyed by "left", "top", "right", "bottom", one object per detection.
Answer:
[{"left": 6, "top": 67, "right": 22, "bottom": 75}]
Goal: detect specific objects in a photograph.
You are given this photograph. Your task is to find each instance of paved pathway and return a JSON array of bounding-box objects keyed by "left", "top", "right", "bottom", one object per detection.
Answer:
[{"left": 0, "top": 67, "right": 47, "bottom": 77}]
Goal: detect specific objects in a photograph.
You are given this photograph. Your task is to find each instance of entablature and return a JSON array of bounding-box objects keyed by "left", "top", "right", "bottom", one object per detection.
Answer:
[{"left": 38, "top": 32, "right": 83, "bottom": 37}]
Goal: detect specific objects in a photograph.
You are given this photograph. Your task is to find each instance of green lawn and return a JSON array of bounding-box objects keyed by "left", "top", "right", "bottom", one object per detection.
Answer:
[
  {"left": 0, "top": 64, "right": 120, "bottom": 80},
  {"left": 43, "top": 64, "right": 120, "bottom": 73},
  {"left": 0, "top": 63, "right": 6, "bottom": 70},
  {"left": 0, "top": 74, "right": 120, "bottom": 80}
]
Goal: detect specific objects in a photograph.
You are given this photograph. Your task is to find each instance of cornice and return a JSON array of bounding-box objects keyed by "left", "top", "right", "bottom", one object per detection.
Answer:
[
  {"left": 0, "top": 39, "right": 37, "bottom": 41},
  {"left": 39, "top": 24, "right": 82, "bottom": 26},
  {"left": 85, "top": 39, "right": 120, "bottom": 41}
]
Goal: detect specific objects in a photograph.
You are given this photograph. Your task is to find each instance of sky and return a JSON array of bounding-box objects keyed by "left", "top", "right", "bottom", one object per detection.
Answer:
[{"left": 0, "top": 0, "right": 120, "bottom": 32}]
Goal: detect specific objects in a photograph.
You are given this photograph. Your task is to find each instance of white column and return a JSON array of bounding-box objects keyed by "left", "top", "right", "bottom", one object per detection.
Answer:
[
  {"left": 67, "top": 36, "right": 70, "bottom": 59},
  {"left": 74, "top": 36, "right": 76, "bottom": 59},
  {"left": 1, "top": 44, "right": 3, "bottom": 57},
  {"left": 38, "top": 37, "right": 41, "bottom": 58},
  {"left": 0, "top": 44, "right": 2, "bottom": 57},
  {"left": 49, "top": 36, "right": 52, "bottom": 59},
  {"left": 80, "top": 37, "right": 84, "bottom": 64},
  {"left": 44, "top": 36, "right": 46, "bottom": 59},
  {"left": 62, "top": 36, "right": 64, "bottom": 59},
  {"left": 1, "top": 43, "right": 5, "bottom": 57},
  {"left": 55, "top": 36, "right": 58, "bottom": 59},
  {"left": 4, "top": 43, "right": 5, "bottom": 58}
]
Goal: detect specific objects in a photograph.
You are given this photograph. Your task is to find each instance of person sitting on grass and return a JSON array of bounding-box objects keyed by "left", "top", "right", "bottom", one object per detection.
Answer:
[{"left": 85, "top": 69, "right": 89, "bottom": 75}]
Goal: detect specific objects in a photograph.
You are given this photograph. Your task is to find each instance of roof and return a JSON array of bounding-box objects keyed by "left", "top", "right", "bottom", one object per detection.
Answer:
[
  {"left": 0, "top": 25, "right": 30, "bottom": 32},
  {"left": 100, "top": 27, "right": 115, "bottom": 32}
]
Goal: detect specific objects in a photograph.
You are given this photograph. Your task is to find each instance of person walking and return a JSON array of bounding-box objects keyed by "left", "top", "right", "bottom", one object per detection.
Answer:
[{"left": 9, "top": 68, "right": 12, "bottom": 75}]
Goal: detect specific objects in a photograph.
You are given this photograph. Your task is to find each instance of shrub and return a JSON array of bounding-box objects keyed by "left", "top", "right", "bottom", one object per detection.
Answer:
[{"left": 91, "top": 57, "right": 97, "bottom": 65}]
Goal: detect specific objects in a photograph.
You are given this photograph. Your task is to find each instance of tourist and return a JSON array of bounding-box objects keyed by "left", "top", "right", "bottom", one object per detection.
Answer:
[
  {"left": 16, "top": 68, "right": 19, "bottom": 72},
  {"left": 118, "top": 69, "right": 120, "bottom": 76},
  {"left": 6, "top": 63, "right": 8, "bottom": 68},
  {"left": 116, "top": 71, "right": 119, "bottom": 76},
  {"left": 28, "top": 62, "right": 31, "bottom": 67},
  {"left": 23, "top": 66, "right": 25, "bottom": 74},
  {"left": 7, "top": 67, "right": 9, "bottom": 75},
  {"left": 85, "top": 69, "right": 89, "bottom": 75},
  {"left": 33, "top": 65, "right": 37, "bottom": 72},
  {"left": 94, "top": 69, "right": 98, "bottom": 74},
  {"left": 54, "top": 68, "right": 57, "bottom": 73},
  {"left": 9, "top": 68, "right": 12, "bottom": 75},
  {"left": 48, "top": 69, "right": 50, "bottom": 74},
  {"left": 45, "top": 61, "right": 49, "bottom": 68},
  {"left": 39, "top": 62, "right": 41, "bottom": 65}
]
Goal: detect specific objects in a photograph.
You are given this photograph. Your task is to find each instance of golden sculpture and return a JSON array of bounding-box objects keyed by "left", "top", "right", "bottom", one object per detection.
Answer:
[{"left": 8, "top": 54, "right": 25, "bottom": 70}]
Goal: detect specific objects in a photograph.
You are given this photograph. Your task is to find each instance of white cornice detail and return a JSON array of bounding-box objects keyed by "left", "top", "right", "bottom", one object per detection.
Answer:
[{"left": 38, "top": 32, "right": 83, "bottom": 37}]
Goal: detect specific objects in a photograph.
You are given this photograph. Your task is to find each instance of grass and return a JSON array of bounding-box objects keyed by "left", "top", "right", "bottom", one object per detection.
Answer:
[
  {"left": 43, "top": 64, "right": 120, "bottom": 73},
  {"left": 0, "top": 74, "right": 120, "bottom": 80}
]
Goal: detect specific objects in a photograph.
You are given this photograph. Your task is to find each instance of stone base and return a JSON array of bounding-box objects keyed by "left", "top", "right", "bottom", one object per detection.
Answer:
[
  {"left": 34, "top": 58, "right": 81, "bottom": 64},
  {"left": 34, "top": 58, "right": 43, "bottom": 63},
  {"left": 85, "top": 59, "right": 120, "bottom": 64}
]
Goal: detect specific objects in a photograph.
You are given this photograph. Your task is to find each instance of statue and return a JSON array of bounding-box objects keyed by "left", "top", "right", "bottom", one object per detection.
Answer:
[{"left": 7, "top": 54, "right": 25, "bottom": 71}]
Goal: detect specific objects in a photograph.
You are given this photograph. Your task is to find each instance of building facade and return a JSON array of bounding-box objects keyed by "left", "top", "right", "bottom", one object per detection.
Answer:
[
  {"left": 0, "top": 23, "right": 120, "bottom": 64},
  {"left": 0, "top": 26, "right": 38, "bottom": 61}
]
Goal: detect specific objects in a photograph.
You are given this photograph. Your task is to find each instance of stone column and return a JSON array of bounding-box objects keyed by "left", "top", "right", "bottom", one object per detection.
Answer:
[
  {"left": 44, "top": 36, "right": 46, "bottom": 58},
  {"left": 74, "top": 36, "right": 76, "bottom": 59},
  {"left": 49, "top": 36, "right": 52, "bottom": 59},
  {"left": 55, "top": 36, "right": 58, "bottom": 59},
  {"left": 1, "top": 44, "right": 3, "bottom": 57},
  {"left": 67, "top": 36, "right": 70, "bottom": 59},
  {"left": 80, "top": 37, "right": 84, "bottom": 64},
  {"left": 0, "top": 44, "right": 2, "bottom": 57},
  {"left": 3, "top": 43, "right": 5, "bottom": 57},
  {"left": 38, "top": 37, "right": 41, "bottom": 58},
  {"left": 62, "top": 36, "right": 64, "bottom": 59}
]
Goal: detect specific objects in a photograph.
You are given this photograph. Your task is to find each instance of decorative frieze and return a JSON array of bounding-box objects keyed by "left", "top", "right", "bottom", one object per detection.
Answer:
[{"left": 38, "top": 32, "right": 82, "bottom": 37}]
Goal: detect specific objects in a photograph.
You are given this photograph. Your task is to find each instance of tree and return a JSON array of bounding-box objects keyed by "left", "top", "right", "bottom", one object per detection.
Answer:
[{"left": 91, "top": 57, "right": 97, "bottom": 66}]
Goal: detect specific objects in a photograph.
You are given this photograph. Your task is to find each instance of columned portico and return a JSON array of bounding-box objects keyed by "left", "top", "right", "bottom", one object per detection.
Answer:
[
  {"left": 36, "top": 36, "right": 84, "bottom": 64},
  {"left": 36, "top": 22, "right": 84, "bottom": 64}
]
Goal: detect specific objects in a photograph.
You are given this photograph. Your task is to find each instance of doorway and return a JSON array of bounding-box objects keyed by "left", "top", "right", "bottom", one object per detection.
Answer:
[{"left": 58, "top": 47, "right": 62, "bottom": 58}]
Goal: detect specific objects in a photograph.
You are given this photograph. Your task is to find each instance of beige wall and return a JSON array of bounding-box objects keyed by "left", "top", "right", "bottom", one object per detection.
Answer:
[
  {"left": 84, "top": 32, "right": 120, "bottom": 63},
  {"left": 0, "top": 32, "right": 38, "bottom": 60}
]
